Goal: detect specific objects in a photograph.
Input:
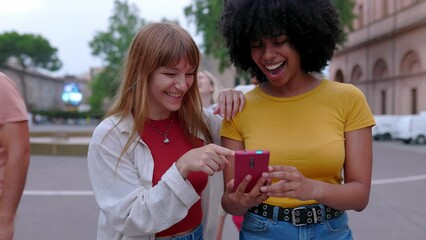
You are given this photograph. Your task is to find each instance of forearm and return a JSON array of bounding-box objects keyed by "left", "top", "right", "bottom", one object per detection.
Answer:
[
  {"left": 312, "top": 180, "right": 370, "bottom": 211},
  {"left": 0, "top": 149, "right": 30, "bottom": 222}
]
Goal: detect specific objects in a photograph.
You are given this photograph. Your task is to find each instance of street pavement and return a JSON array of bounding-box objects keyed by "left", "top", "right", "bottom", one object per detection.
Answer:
[{"left": 14, "top": 131, "right": 426, "bottom": 239}]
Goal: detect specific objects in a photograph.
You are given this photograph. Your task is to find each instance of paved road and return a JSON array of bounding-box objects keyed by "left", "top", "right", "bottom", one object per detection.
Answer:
[{"left": 14, "top": 141, "right": 426, "bottom": 240}]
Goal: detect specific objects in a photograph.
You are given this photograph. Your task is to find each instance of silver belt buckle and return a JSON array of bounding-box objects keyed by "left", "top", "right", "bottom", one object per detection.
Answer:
[
  {"left": 291, "top": 206, "right": 307, "bottom": 226},
  {"left": 291, "top": 206, "right": 319, "bottom": 226}
]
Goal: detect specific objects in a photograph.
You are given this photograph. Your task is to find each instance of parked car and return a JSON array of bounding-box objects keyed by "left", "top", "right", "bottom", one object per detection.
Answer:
[
  {"left": 372, "top": 115, "right": 400, "bottom": 141},
  {"left": 409, "top": 115, "right": 426, "bottom": 144},
  {"left": 393, "top": 115, "right": 415, "bottom": 144}
]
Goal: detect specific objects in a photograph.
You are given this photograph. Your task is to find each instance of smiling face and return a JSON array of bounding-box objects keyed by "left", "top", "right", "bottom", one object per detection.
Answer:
[
  {"left": 250, "top": 35, "right": 303, "bottom": 87},
  {"left": 147, "top": 59, "right": 196, "bottom": 120},
  {"left": 197, "top": 71, "right": 214, "bottom": 107}
]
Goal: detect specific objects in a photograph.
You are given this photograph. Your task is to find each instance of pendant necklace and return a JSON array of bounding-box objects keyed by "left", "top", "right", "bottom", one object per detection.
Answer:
[{"left": 147, "top": 117, "right": 173, "bottom": 144}]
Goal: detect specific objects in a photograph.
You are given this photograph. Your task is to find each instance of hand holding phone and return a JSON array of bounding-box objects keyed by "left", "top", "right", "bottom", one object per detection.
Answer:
[{"left": 233, "top": 150, "right": 270, "bottom": 193}]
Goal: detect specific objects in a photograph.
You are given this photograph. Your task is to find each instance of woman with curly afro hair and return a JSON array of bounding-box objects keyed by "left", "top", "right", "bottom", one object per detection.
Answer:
[{"left": 219, "top": 1, "right": 376, "bottom": 239}]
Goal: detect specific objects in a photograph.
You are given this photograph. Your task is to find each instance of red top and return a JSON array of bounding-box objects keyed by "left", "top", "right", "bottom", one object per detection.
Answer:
[{"left": 140, "top": 113, "right": 207, "bottom": 237}]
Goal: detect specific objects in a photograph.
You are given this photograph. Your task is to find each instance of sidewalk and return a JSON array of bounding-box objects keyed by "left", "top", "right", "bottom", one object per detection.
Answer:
[
  {"left": 29, "top": 123, "right": 95, "bottom": 156},
  {"left": 29, "top": 123, "right": 97, "bottom": 133}
]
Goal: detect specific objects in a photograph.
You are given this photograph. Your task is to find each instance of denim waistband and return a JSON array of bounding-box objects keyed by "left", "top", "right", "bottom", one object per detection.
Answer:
[{"left": 155, "top": 224, "right": 203, "bottom": 240}]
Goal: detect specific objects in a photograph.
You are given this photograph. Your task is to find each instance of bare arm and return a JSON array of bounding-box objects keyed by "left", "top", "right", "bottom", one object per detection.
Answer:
[
  {"left": 261, "top": 127, "right": 373, "bottom": 211},
  {"left": 316, "top": 127, "right": 373, "bottom": 211},
  {"left": 0, "top": 121, "right": 30, "bottom": 239}
]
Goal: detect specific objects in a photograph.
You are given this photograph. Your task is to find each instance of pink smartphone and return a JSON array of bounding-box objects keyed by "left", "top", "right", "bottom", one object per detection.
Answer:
[{"left": 233, "top": 150, "right": 270, "bottom": 193}]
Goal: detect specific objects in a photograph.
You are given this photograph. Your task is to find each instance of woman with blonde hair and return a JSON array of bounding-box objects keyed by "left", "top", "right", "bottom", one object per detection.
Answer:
[
  {"left": 197, "top": 70, "right": 224, "bottom": 109},
  {"left": 88, "top": 22, "right": 244, "bottom": 240}
]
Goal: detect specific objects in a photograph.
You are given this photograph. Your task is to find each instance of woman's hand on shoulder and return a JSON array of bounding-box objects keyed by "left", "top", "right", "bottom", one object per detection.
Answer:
[
  {"left": 214, "top": 89, "right": 245, "bottom": 121},
  {"left": 176, "top": 144, "right": 234, "bottom": 178}
]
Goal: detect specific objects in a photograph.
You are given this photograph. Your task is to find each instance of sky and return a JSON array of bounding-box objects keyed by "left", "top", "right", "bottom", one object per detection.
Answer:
[{"left": 0, "top": 0, "right": 199, "bottom": 77}]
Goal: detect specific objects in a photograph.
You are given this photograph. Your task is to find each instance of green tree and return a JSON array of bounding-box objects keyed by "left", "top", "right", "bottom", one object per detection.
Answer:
[
  {"left": 184, "top": 0, "right": 356, "bottom": 73},
  {"left": 0, "top": 31, "right": 62, "bottom": 107},
  {"left": 89, "top": 0, "right": 145, "bottom": 113}
]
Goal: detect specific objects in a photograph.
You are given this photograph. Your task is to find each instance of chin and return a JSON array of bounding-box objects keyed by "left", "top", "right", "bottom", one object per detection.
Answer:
[{"left": 167, "top": 104, "right": 182, "bottom": 112}]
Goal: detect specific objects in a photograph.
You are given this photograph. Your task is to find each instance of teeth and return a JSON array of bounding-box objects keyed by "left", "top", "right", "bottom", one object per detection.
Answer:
[
  {"left": 166, "top": 92, "right": 182, "bottom": 98},
  {"left": 265, "top": 62, "right": 283, "bottom": 70}
]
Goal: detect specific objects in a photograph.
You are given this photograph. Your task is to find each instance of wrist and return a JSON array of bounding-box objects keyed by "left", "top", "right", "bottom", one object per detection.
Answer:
[
  {"left": 309, "top": 179, "right": 323, "bottom": 201},
  {"left": 221, "top": 195, "right": 247, "bottom": 216},
  {"left": 175, "top": 161, "right": 189, "bottom": 179}
]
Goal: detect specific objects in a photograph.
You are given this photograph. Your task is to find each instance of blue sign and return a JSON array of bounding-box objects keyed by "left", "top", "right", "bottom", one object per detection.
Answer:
[{"left": 61, "top": 83, "right": 83, "bottom": 106}]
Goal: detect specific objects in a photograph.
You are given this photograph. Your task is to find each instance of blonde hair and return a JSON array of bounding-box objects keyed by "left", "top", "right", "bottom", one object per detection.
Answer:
[
  {"left": 199, "top": 70, "right": 224, "bottom": 105},
  {"left": 106, "top": 22, "right": 213, "bottom": 160}
]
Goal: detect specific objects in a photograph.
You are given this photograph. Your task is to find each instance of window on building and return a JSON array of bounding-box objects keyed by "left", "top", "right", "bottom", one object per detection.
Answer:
[
  {"left": 373, "top": 59, "right": 389, "bottom": 80},
  {"left": 335, "top": 70, "right": 344, "bottom": 83},
  {"left": 401, "top": 50, "right": 421, "bottom": 75},
  {"left": 382, "top": 0, "right": 388, "bottom": 18},
  {"left": 351, "top": 65, "right": 363, "bottom": 83},
  {"left": 411, "top": 88, "right": 417, "bottom": 114},
  {"left": 358, "top": 4, "right": 364, "bottom": 28},
  {"left": 381, "top": 90, "right": 387, "bottom": 114}
]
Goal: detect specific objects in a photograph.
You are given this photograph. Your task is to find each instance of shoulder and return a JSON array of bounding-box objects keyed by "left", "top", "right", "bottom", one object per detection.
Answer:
[
  {"left": 323, "top": 80, "right": 365, "bottom": 97},
  {"left": 0, "top": 73, "right": 27, "bottom": 124},
  {"left": 202, "top": 108, "right": 222, "bottom": 130},
  {"left": 91, "top": 115, "right": 133, "bottom": 142},
  {"left": 0, "top": 73, "right": 19, "bottom": 95},
  {"left": 203, "top": 108, "right": 222, "bottom": 123}
]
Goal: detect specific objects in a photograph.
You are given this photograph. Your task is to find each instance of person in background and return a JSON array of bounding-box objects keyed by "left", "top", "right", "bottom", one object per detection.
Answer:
[
  {"left": 198, "top": 70, "right": 224, "bottom": 110},
  {"left": 197, "top": 69, "right": 227, "bottom": 240},
  {"left": 87, "top": 22, "right": 245, "bottom": 240},
  {"left": 0, "top": 72, "right": 30, "bottom": 240},
  {"left": 219, "top": 0, "right": 376, "bottom": 239}
]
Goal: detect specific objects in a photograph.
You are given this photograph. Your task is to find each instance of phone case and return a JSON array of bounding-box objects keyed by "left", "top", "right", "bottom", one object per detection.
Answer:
[{"left": 234, "top": 150, "right": 270, "bottom": 193}]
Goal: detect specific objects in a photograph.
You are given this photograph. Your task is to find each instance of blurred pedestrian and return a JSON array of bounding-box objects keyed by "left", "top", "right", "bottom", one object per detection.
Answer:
[
  {"left": 219, "top": 0, "right": 376, "bottom": 239},
  {"left": 87, "top": 22, "right": 244, "bottom": 240},
  {"left": 0, "top": 72, "right": 30, "bottom": 240},
  {"left": 197, "top": 70, "right": 224, "bottom": 110}
]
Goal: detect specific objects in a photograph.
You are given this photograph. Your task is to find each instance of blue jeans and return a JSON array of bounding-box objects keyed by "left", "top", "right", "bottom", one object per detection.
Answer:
[
  {"left": 155, "top": 225, "right": 203, "bottom": 240},
  {"left": 240, "top": 211, "right": 352, "bottom": 240}
]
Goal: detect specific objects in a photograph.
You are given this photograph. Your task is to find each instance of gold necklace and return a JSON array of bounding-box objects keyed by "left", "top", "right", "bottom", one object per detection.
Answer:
[{"left": 147, "top": 117, "right": 173, "bottom": 144}]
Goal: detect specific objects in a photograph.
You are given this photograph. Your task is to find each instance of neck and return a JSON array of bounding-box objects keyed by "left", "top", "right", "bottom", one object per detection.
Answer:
[
  {"left": 263, "top": 74, "right": 321, "bottom": 97},
  {"left": 201, "top": 96, "right": 213, "bottom": 107},
  {"left": 149, "top": 111, "right": 172, "bottom": 121}
]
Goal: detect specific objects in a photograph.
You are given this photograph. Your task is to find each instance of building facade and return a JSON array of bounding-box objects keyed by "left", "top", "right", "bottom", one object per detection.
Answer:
[
  {"left": 329, "top": 0, "right": 426, "bottom": 115},
  {"left": 1, "top": 65, "right": 88, "bottom": 111}
]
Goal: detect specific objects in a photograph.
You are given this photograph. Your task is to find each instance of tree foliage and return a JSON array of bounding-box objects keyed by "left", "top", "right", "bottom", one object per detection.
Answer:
[
  {"left": 184, "top": 0, "right": 356, "bottom": 73},
  {"left": 88, "top": 0, "right": 145, "bottom": 112},
  {"left": 0, "top": 31, "right": 62, "bottom": 108},
  {"left": 184, "top": 0, "right": 228, "bottom": 72},
  {"left": 0, "top": 31, "right": 62, "bottom": 71}
]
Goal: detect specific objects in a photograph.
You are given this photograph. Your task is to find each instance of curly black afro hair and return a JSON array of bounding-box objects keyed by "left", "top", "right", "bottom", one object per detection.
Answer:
[{"left": 220, "top": 0, "right": 342, "bottom": 83}]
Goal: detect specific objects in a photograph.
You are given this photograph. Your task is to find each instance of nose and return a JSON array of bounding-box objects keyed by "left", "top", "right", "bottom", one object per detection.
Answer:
[
  {"left": 175, "top": 74, "right": 189, "bottom": 91},
  {"left": 262, "top": 45, "right": 275, "bottom": 63}
]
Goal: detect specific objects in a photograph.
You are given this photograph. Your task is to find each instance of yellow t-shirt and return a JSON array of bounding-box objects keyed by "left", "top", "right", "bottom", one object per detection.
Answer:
[{"left": 221, "top": 79, "right": 376, "bottom": 208}]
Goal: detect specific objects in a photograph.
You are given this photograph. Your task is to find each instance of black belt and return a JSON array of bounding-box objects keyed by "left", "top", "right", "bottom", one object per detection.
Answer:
[{"left": 248, "top": 203, "right": 343, "bottom": 226}]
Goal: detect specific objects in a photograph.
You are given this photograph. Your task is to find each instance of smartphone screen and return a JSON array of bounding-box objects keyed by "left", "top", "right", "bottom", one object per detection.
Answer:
[{"left": 233, "top": 150, "right": 270, "bottom": 193}]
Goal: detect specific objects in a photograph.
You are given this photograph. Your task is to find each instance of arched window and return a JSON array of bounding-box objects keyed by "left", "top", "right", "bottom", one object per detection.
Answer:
[
  {"left": 400, "top": 50, "right": 421, "bottom": 75},
  {"left": 372, "top": 59, "right": 388, "bottom": 80},
  {"left": 351, "top": 65, "right": 363, "bottom": 83},
  {"left": 334, "top": 70, "right": 344, "bottom": 83}
]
